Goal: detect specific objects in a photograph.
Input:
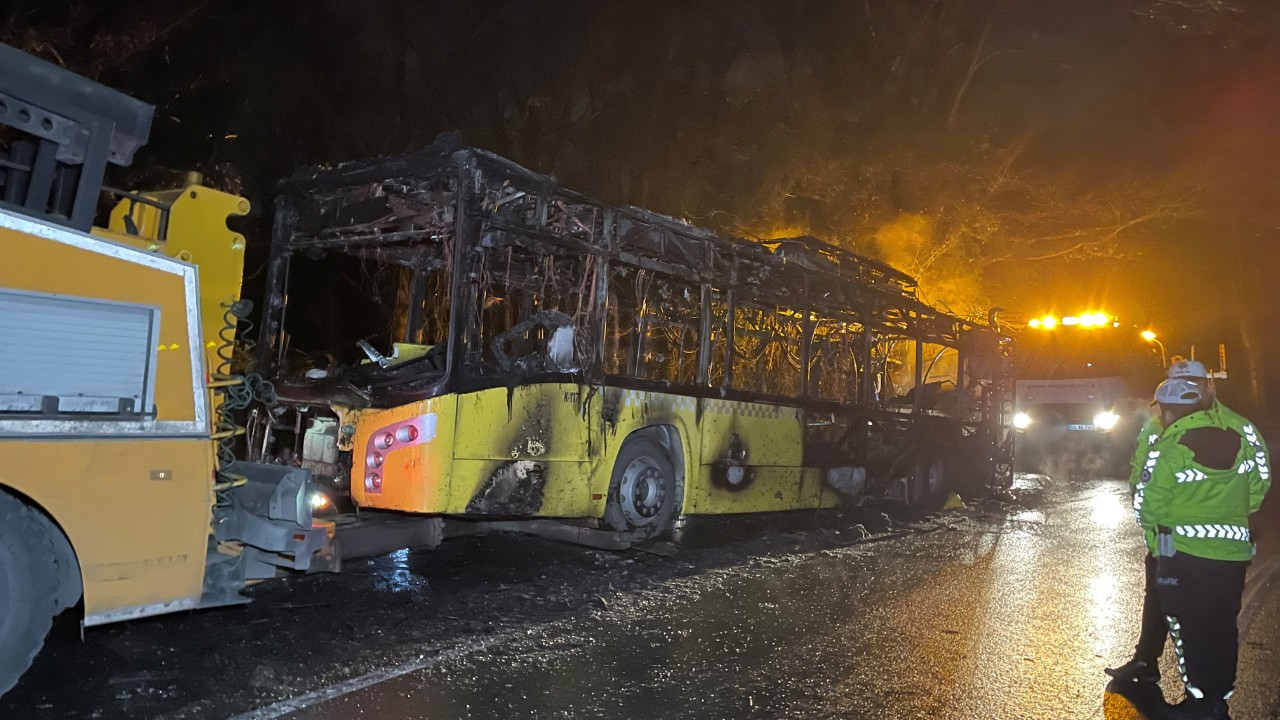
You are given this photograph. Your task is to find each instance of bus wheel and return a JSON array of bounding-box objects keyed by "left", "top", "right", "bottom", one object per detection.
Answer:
[
  {"left": 910, "top": 450, "right": 949, "bottom": 509},
  {"left": 604, "top": 437, "right": 678, "bottom": 540},
  {"left": 0, "top": 493, "right": 60, "bottom": 697}
]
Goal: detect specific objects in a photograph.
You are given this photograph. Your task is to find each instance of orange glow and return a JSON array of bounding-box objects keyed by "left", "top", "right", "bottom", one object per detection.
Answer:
[{"left": 1028, "top": 312, "right": 1111, "bottom": 330}]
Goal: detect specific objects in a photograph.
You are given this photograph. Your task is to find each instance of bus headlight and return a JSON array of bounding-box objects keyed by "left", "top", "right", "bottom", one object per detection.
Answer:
[
  {"left": 1093, "top": 411, "right": 1120, "bottom": 431},
  {"left": 1013, "top": 412, "right": 1032, "bottom": 430}
]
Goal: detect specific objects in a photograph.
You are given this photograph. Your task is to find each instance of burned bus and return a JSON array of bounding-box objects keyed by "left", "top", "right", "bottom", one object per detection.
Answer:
[{"left": 255, "top": 133, "right": 1014, "bottom": 539}]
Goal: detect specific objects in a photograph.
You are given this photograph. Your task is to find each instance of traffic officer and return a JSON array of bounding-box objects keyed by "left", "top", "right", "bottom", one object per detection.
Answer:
[
  {"left": 1158, "top": 362, "right": 1267, "bottom": 537},
  {"left": 1108, "top": 360, "right": 1226, "bottom": 683},
  {"left": 1128, "top": 360, "right": 1249, "bottom": 490},
  {"left": 1133, "top": 378, "right": 1270, "bottom": 719}
]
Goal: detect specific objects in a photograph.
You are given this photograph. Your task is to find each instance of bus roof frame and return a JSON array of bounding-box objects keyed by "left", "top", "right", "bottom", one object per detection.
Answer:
[{"left": 260, "top": 133, "right": 1009, "bottom": 409}]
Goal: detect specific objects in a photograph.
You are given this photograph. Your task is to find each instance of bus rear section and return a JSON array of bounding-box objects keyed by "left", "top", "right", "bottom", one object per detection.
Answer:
[{"left": 256, "top": 134, "right": 1015, "bottom": 538}]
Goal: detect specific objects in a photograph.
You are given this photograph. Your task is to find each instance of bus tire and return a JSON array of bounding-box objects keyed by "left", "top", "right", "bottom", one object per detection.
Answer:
[
  {"left": 603, "top": 437, "right": 678, "bottom": 540},
  {"left": 0, "top": 492, "right": 60, "bottom": 697},
  {"left": 910, "top": 449, "right": 949, "bottom": 510}
]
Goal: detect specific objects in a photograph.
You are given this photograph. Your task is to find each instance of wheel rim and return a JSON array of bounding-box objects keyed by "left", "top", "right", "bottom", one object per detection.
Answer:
[{"left": 619, "top": 456, "right": 667, "bottom": 527}]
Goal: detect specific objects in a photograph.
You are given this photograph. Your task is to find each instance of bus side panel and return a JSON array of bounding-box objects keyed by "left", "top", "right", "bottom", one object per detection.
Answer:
[
  {"left": 349, "top": 397, "right": 457, "bottom": 512},
  {"left": 692, "top": 399, "right": 805, "bottom": 514},
  {"left": 350, "top": 386, "right": 831, "bottom": 518},
  {"left": 446, "top": 459, "right": 595, "bottom": 516},
  {"left": 687, "top": 466, "right": 803, "bottom": 514},
  {"left": 449, "top": 384, "right": 595, "bottom": 516},
  {"left": 453, "top": 385, "right": 591, "bottom": 462},
  {"left": 0, "top": 438, "right": 213, "bottom": 623}
]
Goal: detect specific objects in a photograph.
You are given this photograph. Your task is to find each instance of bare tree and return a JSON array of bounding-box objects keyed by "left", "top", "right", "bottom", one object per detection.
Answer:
[
  {"left": 1135, "top": 0, "right": 1280, "bottom": 35},
  {"left": 1, "top": 1, "right": 216, "bottom": 79}
]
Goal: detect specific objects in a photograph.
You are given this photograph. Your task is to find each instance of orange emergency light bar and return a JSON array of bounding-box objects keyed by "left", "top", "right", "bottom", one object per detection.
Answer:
[{"left": 1026, "top": 312, "right": 1117, "bottom": 330}]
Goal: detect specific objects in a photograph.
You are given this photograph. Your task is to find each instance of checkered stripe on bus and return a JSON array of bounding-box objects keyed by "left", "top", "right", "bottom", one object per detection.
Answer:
[
  {"left": 621, "top": 390, "right": 799, "bottom": 419},
  {"left": 622, "top": 390, "right": 697, "bottom": 412}
]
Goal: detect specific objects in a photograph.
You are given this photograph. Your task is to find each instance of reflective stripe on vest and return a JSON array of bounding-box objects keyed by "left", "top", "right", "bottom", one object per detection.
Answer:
[
  {"left": 1242, "top": 424, "right": 1270, "bottom": 480},
  {"left": 1133, "top": 450, "right": 1160, "bottom": 522},
  {"left": 1174, "top": 524, "right": 1251, "bottom": 542},
  {"left": 1174, "top": 469, "right": 1207, "bottom": 483}
]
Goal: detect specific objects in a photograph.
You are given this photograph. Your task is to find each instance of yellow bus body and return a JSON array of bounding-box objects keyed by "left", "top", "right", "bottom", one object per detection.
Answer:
[
  {"left": 0, "top": 209, "right": 216, "bottom": 626},
  {"left": 350, "top": 384, "right": 840, "bottom": 517}
]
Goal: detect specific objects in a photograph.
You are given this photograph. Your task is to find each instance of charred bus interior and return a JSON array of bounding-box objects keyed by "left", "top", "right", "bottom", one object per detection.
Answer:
[{"left": 257, "top": 133, "right": 1014, "bottom": 503}]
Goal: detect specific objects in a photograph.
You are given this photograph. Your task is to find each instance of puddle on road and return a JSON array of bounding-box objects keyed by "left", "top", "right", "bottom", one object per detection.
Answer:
[{"left": 370, "top": 548, "right": 430, "bottom": 594}]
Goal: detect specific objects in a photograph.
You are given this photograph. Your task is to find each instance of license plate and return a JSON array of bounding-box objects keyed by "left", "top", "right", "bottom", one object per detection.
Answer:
[{"left": 1067, "top": 423, "right": 1096, "bottom": 431}]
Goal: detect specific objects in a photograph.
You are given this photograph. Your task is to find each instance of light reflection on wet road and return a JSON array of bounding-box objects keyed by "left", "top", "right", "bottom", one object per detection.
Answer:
[
  {"left": 373, "top": 549, "right": 430, "bottom": 594},
  {"left": 276, "top": 479, "right": 1280, "bottom": 720}
]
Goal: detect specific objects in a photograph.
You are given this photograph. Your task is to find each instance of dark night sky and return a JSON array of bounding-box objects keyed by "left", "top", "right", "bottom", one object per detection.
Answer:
[{"left": 8, "top": 0, "right": 1280, "bottom": 410}]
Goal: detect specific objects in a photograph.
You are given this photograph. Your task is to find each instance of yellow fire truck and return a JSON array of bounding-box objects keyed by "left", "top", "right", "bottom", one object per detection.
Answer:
[{"left": 0, "top": 43, "right": 330, "bottom": 695}]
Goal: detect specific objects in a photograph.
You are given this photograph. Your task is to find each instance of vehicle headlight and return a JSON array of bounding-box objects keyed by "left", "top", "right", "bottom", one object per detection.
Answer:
[
  {"left": 1013, "top": 412, "right": 1032, "bottom": 430},
  {"left": 308, "top": 491, "right": 331, "bottom": 511},
  {"left": 1093, "top": 411, "right": 1120, "bottom": 431}
]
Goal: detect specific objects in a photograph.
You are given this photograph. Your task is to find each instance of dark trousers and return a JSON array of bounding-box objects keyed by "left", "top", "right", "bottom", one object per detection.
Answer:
[
  {"left": 1135, "top": 553, "right": 1167, "bottom": 663},
  {"left": 1156, "top": 552, "right": 1249, "bottom": 700}
]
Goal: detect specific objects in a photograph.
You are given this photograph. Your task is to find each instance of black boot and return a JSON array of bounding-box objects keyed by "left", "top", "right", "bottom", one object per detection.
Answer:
[
  {"left": 1104, "top": 658, "right": 1160, "bottom": 683},
  {"left": 1163, "top": 697, "right": 1230, "bottom": 720}
]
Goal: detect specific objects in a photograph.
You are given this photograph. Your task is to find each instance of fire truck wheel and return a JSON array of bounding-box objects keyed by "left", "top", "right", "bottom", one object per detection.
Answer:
[
  {"left": 0, "top": 492, "right": 60, "bottom": 698},
  {"left": 910, "top": 450, "right": 950, "bottom": 509},
  {"left": 604, "top": 437, "right": 678, "bottom": 540}
]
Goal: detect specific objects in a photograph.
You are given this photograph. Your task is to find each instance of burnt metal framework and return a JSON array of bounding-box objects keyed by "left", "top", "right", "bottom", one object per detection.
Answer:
[
  {"left": 0, "top": 43, "right": 153, "bottom": 231},
  {"left": 260, "top": 134, "right": 1013, "bottom": 480}
]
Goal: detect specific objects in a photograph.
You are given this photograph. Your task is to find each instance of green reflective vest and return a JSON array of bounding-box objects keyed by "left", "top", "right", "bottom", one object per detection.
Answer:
[
  {"left": 1134, "top": 408, "right": 1271, "bottom": 561},
  {"left": 1127, "top": 401, "right": 1267, "bottom": 501}
]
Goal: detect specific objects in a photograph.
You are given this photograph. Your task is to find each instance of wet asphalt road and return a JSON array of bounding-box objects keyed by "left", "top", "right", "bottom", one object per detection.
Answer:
[
  {"left": 6, "top": 477, "right": 1280, "bottom": 720},
  {"left": 268, "top": 481, "right": 1280, "bottom": 720}
]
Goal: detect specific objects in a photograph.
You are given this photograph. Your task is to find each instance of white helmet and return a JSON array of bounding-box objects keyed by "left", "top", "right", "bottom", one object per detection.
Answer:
[
  {"left": 1168, "top": 360, "right": 1208, "bottom": 379},
  {"left": 1154, "top": 378, "right": 1204, "bottom": 405}
]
